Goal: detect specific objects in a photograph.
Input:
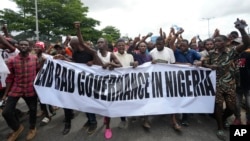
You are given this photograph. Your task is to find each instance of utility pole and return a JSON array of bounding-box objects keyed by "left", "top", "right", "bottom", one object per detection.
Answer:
[
  {"left": 202, "top": 17, "right": 214, "bottom": 38},
  {"left": 35, "top": 0, "right": 39, "bottom": 41}
]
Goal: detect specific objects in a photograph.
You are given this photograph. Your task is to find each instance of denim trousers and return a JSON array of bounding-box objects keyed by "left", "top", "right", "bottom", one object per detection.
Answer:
[{"left": 86, "top": 112, "right": 97, "bottom": 124}]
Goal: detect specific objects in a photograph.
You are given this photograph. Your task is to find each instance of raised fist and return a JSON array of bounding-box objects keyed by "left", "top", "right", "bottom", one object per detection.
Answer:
[
  {"left": 234, "top": 18, "right": 248, "bottom": 29},
  {"left": 74, "top": 21, "right": 81, "bottom": 29}
]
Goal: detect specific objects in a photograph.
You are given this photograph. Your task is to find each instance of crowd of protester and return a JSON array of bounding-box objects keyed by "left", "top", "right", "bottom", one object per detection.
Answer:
[{"left": 0, "top": 19, "right": 250, "bottom": 141}]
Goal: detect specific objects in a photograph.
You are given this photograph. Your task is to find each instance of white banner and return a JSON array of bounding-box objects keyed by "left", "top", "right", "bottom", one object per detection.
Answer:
[
  {"left": 0, "top": 55, "right": 10, "bottom": 87},
  {"left": 34, "top": 58, "right": 216, "bottom": 117}
]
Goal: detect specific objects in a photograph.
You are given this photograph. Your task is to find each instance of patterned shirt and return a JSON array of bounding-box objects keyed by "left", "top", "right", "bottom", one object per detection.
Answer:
[
  {"left": 203, "top": 48, "right": 236, "bottom": 91},
  {"left": 6, "top": 54, "right": 38, "bottom": 97}
]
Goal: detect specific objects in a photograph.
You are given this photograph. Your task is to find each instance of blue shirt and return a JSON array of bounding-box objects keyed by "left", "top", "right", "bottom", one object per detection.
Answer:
[{"left": 174, "top": 49, "right": 201, "bottom": 64}]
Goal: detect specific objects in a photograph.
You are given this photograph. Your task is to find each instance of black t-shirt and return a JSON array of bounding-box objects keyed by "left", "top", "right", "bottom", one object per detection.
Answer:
[
  {"left": 238, "top": 50, "right": 250, "bottom": 90},
  {"left": 72, "top": 50, "right": 93, "bottom": 64}
]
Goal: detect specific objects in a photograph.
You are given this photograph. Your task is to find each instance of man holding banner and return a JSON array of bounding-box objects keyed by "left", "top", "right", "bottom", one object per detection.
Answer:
[
  {"left": 114, "top": 38, "right": 138, "bottom": 129},
  {"left": 96, "top": 37, "right": 122, "bottom": 139},
  {"left": 149, "top": 36, "right": 181, "bottom": 131},
  {"left": 53, "top": 21, "right": 103, "bottom": 135},
  {"left": 169, "top": 27, "right": 202, "bottom": 127}
]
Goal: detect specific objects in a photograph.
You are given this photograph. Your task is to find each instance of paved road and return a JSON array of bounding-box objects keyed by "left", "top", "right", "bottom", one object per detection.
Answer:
[{"left": 0, "top": 99, "right": 245, "bottom": 141}]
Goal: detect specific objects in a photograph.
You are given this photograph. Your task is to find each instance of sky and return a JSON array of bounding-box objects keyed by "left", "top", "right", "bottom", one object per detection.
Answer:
[{"left": 1, "top": 0, "right": 250, "bottom": 41}]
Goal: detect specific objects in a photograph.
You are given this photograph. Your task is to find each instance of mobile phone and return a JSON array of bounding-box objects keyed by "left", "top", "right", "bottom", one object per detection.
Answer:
[{"left": 172, "top": 25, "right": 181, "bottom": 31}]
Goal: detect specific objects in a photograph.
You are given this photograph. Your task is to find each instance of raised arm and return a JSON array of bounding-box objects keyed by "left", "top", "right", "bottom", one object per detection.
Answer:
[
  {"left": 0, "top": 35, "right": 16, "bottom": 52},
  {"left": 235, "top": 18, "right": 250, "bottom": 52},
  {"left": 169, "top": 27, "right": 184, "bottom": 51},
  {"left": 127, "top": 34, "right": 141, "bottom": 54},
  {"left": 74, "top": 21, "right": 97, "bottom": 55},
  {"left": 212, "top": 28, "right": 220, "bottom": 39},
  {"left": 1, "top": 24, "right": 10, "bottom": 38},
  {"left": 165, "top": 28, "right": 174, "bottom": 45}
]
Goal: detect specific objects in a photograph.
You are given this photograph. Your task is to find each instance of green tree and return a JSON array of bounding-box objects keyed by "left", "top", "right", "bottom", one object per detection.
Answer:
[
  {"left": 0, "top": 0, "right": 101, "bottom": 42},
  {"left": 101, "top": 26, "right": 121, "bottom": 44}
]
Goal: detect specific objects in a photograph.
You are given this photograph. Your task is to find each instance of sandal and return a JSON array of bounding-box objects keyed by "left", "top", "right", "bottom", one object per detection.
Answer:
[{"left": 40, "top": 117, "right": 51, "bottom": 126}]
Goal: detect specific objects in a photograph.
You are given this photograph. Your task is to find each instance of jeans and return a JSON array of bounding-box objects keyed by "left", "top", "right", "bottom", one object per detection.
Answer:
[
  {"left": 86, "top": 113, "right": 97, "bottom": 124},
  {"left": 2, "top": 96, "right": 37, "bottom": 130},
  {"left": 235, "top": 89, "right": 250, "bottom": 121}
]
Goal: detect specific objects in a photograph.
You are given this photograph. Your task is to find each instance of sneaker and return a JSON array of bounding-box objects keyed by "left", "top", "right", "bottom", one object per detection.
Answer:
[
  {"left": 104, "top": 128, "right": 112, "bottom": 139},
  {"left": 83, "top": 121, "right": 90, "bottom": 130},
  {"left": 173, "top": 123, "right": 181, "bottom": 131},
  {"left": 142, "top": 120, "right": 151, "bottom": 129},
  {"left": 26, "top": 128, "right": 37, "bottom": 141},
  {"left": 233, "top": 119, "right": 241, "bottom": 125},
  {"left": 118, "top": 121, "right": 128, "bottom": 129},
  {"left": 40, "top": 117, "right": 51, "bottom": 126},
  {"left": 7, "top": 124, "right": 24, "bottom": 141},
  {"left": 87, "top": 123, "right": 97, "bottom": 135},
  {"left": 216, "top": 130, "right": 226, "bottom": 141}
]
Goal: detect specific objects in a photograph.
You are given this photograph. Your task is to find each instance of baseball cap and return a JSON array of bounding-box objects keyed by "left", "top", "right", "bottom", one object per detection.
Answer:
[{"left": 232, "top": 37, "right": 242, "bottom": 44}]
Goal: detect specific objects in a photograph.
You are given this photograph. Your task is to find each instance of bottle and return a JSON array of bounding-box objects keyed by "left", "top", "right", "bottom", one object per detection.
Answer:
[{"left": 147, "top": 32, "right": 153, "bottom": 37}]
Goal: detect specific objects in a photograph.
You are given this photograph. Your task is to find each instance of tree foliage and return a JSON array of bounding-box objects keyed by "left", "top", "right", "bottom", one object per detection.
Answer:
[
  {"left": 0, "top": 0, "right": 102, "bottom": 42},
  {"left": 101, "top": 26, "right": 121, "bottom": 44}
]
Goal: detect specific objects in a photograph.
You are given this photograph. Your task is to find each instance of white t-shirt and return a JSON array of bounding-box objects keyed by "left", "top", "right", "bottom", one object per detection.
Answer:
[
  {"left": 97, "top": 50, "right": 111, "bottom": 64},
  {"left": 114, "top": 52, "right": 134, "bottom": 67},
  {"left": 149, "top": 47, "right": 175, "bottom": 63}
]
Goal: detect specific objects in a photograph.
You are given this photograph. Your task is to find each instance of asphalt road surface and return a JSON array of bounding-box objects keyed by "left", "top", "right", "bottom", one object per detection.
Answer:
[{"left": 0, "top": 99, "right": 246, "bottom": 141}]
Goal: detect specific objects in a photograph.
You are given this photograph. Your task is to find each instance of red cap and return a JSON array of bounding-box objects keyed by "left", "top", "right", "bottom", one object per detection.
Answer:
[{"left": 35, "top": 41, "right": 45, "bottom": 50}]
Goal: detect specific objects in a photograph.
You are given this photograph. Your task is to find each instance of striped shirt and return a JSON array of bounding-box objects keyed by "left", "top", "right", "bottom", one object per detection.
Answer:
[{"left": 6, "top": 54, "right": 38, "bottom": 97}]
